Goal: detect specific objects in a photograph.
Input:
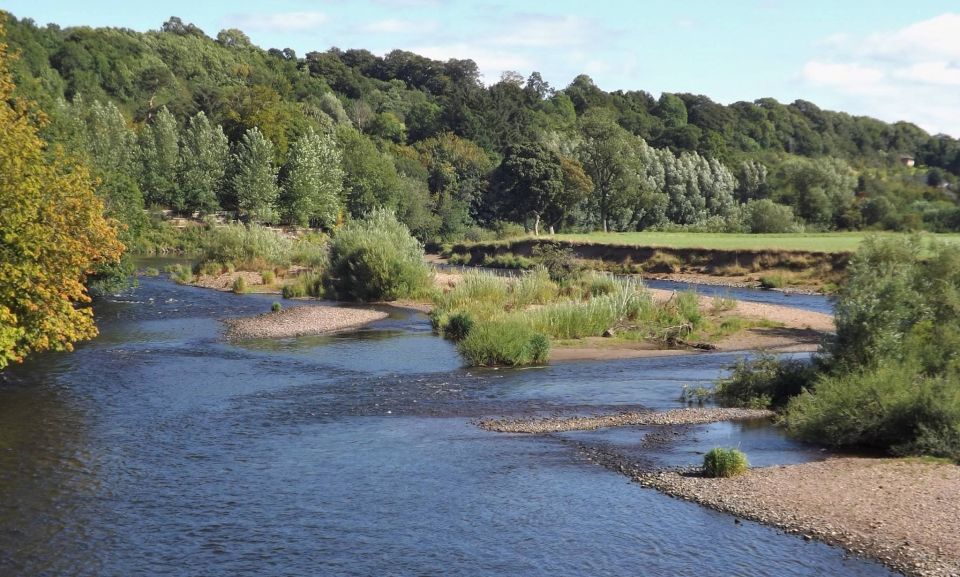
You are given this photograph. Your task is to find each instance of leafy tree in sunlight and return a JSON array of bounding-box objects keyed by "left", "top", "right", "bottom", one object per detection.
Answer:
[{"left": 0, "top": 20, "right": 123, "bottom": 368}]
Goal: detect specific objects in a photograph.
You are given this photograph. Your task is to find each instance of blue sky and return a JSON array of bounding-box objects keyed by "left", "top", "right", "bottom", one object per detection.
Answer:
[{"left": 5, "top": 0, "right": 960, "bottom": 136}]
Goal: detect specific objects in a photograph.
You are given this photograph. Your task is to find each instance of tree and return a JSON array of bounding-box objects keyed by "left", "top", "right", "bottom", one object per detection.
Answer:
[
  {"left": 0, "top": 26, "right": 123, "bottom": 368},
  {"left": 493, "top": 142, "right": 565, "bottom": 236},
  {"left": 337, "top": 125, "right": 402, "bottom": 217},
  {"left": 233, "top": 127, "right": 279, "bottom": 223},
  {"left": 138, "top": 106, "right": 180, "bottom": 207},
  {"left": 281, "top": 127, "right": 344, "bottom": 228},
  {"left": 179, "top": 111, "right": 229, "bottom": 214},
  {"left": 577, "top": 108, "right": 632, "bottom": 232}
]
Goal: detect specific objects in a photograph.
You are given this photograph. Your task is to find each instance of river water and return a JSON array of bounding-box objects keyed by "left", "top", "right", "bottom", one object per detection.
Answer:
[{"left": 0, "top": 274, "right": 892, "bottom": 576}]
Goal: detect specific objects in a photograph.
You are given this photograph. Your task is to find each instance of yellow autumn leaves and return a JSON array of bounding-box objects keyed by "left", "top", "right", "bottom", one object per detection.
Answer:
[{"left": 0, "top": 19, "right": 123, "bottom": 368}]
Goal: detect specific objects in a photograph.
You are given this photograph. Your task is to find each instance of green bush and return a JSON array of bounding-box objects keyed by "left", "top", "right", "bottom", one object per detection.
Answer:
[
  {"left": 482, "top": 252, "right": 535, "bottom": 270},
  {"left": 785, "top": 362, "right": 960, "bottom": 459},
  {"left": 444, "top": 311, "right": 474, "bottom": 341},
  {"left": 703, "top": 448, "right": 749, "bottom": 478},
  {"left": 143, "top": 267, "right": 160, "bottom": 277},
  {"left": 759, "top": 274, "right": 786, "bottom": 289},
  {"left": 715, "top": 354, "right": 816, "bottom": 409},
  {"left": 168, "top": 264, "right": 193, "bottom": 284},
  {"left": 447, "top": 252, "right": 472, "bottom": 265},
  {"left": 325, "top": 209, "right": 432, "bottom": 301},
  {"left": 531, "top": 242, "right": 580, "bottom": 281},
  {"left": 261, "top": 270, "right": 275, "bottom": 285},
  {"left": 271, "top": 301, "right": 282, "bottom": 313},
  {"left": 282, "top": 270, "right": 324, "bottom": 299},
  {"left": 457, "top": 317, "right": 550, "bottom": 366},
  {"left": 232, "top": 276, "right": 248, "bottom": 294},
  {"left": 743, "top": 199, "right": 799, "bottom": 233}
]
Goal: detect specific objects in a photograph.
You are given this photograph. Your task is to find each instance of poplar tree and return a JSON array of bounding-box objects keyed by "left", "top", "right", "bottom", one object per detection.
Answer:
[
  {"left": 138, "top": 106, "right": 180, "bottom": 207},
  {"left": 233, "top": 127, "right": 279, "bottom": 224},
  {"left": 281, "top": 127, "right": 344, "bottom": 228},
  {"left": 180, "top": 111, "right": 229, "bottom": 214}
]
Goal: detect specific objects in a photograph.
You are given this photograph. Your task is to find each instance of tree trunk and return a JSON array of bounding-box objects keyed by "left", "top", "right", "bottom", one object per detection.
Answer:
[{"left": 533, "top": 212, "right": 541, "bottom": 236}]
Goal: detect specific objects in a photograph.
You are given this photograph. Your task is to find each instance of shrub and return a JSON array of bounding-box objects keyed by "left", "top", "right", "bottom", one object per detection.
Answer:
[
  {"left": 168, "top": 264, "right": 193, "bottom": 284},
  {"left": 282, "top": 270, "right": 324, "bottom": 299},
  {"left": 271, "top": 301, "right": 282, "bottom": 313},
  {"left": 759, "top": 274, "right": 785, "bottom": 289},
  {"left": 532, "top": 242, "right": 580, "bottom": 281},
  {"left": 703, "top": 448, "right": 749, "bottom": 478},
  {"left": 644, "top": 251, "right": 682, "bottom": 273},
  {"left": 482, "top": 252, "right": 535, "bottom": 270},
  {"left": 143, "top": 267, "right": 160, "bottom": 277},
  {"left": 444, "top": 311, "right": 474, "bottom": 341},
  {"left": 325, "top": 209, "right": 432, "bottom": 301},
  {"left": 198, "top": 261, "right": 225, "bottom": 276},
  {"left": 715, "top": 354, "right": 815, "bottom": 409},
  {"left": 232, "top": 276, "right": 248, "bottom": 294},
  {"left": 447, "top": 252, "right": 472, "bottom": 266},
  {"left": 785, "top": 362, "right": 960, "bottom": 460},
  {"left": 743, "top": 199, "right": 799, "bottom": 233},
  {"left": 458, "top": 317, "right": 550, "bottom": 366},
  {"left": 261, "top": 270, "right": 276, "bottom": 285}
]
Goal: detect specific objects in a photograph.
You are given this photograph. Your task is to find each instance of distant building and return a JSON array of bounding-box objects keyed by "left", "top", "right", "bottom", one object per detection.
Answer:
[{"left": 899, "top": 155, "right": 916, "bottom": 167}]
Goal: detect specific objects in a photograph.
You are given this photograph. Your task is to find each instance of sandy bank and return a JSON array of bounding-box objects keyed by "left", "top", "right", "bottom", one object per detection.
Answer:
[
  {"left": 478, "top": 407, "right": 774, "bottom": 434},
  {"left": 632, "top": 458, "right": 960, "bottom": 577},
  {"left": 224, "top": 305, "right": 388, "bottom": 339}
]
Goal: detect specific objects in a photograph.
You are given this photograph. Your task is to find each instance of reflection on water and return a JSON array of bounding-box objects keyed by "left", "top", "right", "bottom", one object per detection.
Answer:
[{"left": 0, "top": 272, "right": 890, "bottom": 576}]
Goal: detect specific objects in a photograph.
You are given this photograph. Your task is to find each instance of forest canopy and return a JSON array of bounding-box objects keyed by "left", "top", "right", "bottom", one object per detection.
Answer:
[{"left": 2, "top": 10, "right": 960, "bottom": 247}]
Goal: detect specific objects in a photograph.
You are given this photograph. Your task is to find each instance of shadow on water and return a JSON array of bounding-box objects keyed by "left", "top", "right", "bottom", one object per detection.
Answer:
[{"left": 0, "top": 268, "right": 892, "bottom": 577}]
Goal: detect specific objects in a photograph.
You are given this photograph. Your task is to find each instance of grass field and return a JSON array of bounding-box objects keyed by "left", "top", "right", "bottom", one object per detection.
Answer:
[{"left": 548, "top": 232, "right": 960, "bottom": 253}]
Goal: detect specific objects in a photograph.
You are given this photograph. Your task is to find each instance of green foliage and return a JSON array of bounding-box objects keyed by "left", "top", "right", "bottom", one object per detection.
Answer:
[
  {"left": 457, "top": 317, "right": 550, "bottom": 367},
  {"left": 715, "top": 355, "right": 816, "bottom": 409},
  {"left": 482, "top": 252, "right": 535, "bottom": 270},
  {"left": 702, "top": 448, "right": 749, "bottom": 478},
  {"left": 232, "top": 276, "right": 247, "bottom": 294},
  {"left": 260, "top": 270, "right": 275, "bottom": 285},
  {"left": 180, "top": 111, "right": 229, "bottom": 214},
  {"left": 143, "top": 267, "right": 160, "bottom": 277},
  {"left": 282, "top": 270, "right": 325, "bottom": 299},
  {"left": 198, "top": 223, "right": 328, "bottom": 270},
  {"left": 271, "top": 301, "right": 281, "bottom": 313},
  {"left": 233, "top": 127, "right": 279, "bottom": 223},
  {"left": 531, "top": 242, "right": 580, "bottom": 281},
  {"left": 786, "top": 363, "right": 960, "bottom": 460},
  {"left": 743, "top": 199, "right": 799, "bottom": 233},
  {"left": 443, "top": 311, "right": 474, "bottom": 341},
  {"left": 325, "top": 209, "right": 431, "bottom": 301},
  {"left": 281, "top": 126, "right": 343, "bottom": 228},
  {"left": 759, "top": 274, "right": 786, "bottom": 289}
]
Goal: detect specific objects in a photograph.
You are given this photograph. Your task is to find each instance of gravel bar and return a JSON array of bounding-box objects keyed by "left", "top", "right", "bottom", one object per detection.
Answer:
[
  {"left": 225, "top": 305, "right": 388, "bottom": 339},
  {"left": 631, "top": 458, "right": 960, "bottom": 577},
  {"left": 478, "top": 407, "right": 774, "bottom": 433}
]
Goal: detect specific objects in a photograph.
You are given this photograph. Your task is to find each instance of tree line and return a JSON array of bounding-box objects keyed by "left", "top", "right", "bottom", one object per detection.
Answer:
[{"left": 4, "top": 11, "right": 960, "bottom": 243}]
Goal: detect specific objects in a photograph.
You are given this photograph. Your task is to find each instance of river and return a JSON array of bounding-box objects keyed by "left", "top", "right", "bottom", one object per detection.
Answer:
[{"left": 0, "top": 272, "right": 893, "bottom": 576}]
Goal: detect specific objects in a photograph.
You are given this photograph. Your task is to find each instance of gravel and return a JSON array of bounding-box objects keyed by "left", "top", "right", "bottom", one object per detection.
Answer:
[
  {"left": 632, "top": 458, "right": 960, "bottom": 577},
  {"left": 224, "top": 305, "right": 388, "bottom": 339},
  {"left": 477, "top": 407, "right": 775, "bottom": 433}
]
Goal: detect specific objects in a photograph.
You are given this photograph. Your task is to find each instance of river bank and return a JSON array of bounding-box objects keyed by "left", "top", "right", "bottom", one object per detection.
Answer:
[
  {"left": 631, "top": 458, "right": 960, "bottom": 577},
  {"left": 481, "top": 404, "right": 960, "bottom": 577}
]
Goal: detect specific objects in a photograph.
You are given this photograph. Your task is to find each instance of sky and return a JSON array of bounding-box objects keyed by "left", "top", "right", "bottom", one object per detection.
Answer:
[{"left": 4, "top": 0, "right": 960, "bottom": 137}]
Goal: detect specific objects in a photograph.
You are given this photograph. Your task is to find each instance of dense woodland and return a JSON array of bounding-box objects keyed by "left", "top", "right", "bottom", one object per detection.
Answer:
[{"left": 6, "top": 12, "right": 960, "bottom": 247}]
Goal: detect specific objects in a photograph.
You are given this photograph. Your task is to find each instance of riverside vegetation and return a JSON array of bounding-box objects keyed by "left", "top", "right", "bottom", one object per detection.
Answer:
[{"left": 713, "top": 236, "right": 960, "bottom": 462}]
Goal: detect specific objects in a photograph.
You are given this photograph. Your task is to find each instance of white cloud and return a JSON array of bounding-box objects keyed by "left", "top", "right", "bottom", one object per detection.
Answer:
[
  {"left": 802, "top": 62, "right": 885, "bottom": 92},
  {"left": 408, "top": 42, "right": 534, "bottom": 82},
  {"left": 225, "top": 11, "right": 328, "bottom": 32},
  {"left": 363, "top": 19, "right": 438, "bottom": 34},
  {"left": 489, "top": 15, "right": 603, "bottom": 48},
  {"left": 802, "top": 13, "right": 960, "bottom": 136}
]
